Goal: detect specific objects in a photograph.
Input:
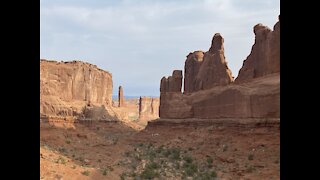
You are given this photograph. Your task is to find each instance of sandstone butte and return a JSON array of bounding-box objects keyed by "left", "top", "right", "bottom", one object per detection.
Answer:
[
  {"left": 40, "top": 60, "right": 159, "bottom": 124},
  {"left": 159, "top": 17, "right": 280, "bottom": 119}
]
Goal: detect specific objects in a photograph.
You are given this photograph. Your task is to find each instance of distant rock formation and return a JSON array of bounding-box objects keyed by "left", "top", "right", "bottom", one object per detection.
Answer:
[
  {"left": 235, "top": 16, "right": 280, "bottom": 82},
  {"left": 159, "top": 18, "right": 280, "bottom": 119},
  {"left": 139, "top": 97, "right": 160, "bottom": 121},
  {"left": 118, "top": 86, "right": 125, "bottom": 107},
  {"left": 40, "top": 60, "right": 115, "bottom": 119}
]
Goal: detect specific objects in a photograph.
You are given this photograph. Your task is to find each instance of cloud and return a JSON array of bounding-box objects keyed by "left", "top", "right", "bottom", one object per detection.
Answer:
[{"left": 41, "top": 0, "right": 280, "bottom": 96}]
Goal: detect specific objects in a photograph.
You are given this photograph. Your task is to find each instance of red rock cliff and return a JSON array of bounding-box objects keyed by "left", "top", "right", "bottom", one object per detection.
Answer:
[
  {"left": 235, "top": 17, "right": 280, "bottom": 82},
  {"left": 40, "top": 60, "right": 113, "bottom": 117},
  {"left": 159, "top": 18, "right": 280, "bottom": 119}
]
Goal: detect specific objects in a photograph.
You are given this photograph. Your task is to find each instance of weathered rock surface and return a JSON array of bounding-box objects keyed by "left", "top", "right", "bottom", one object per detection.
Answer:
[
  {"left": 139, "top": 97, "right": 160, "bottom": 121},
  {"left": 118, "top": 86, "right": 125, "bottom": 107},
  {"left": 184, "top": 34, "right": 233, "bottom": 94},
  {"left": 235, "top": 18, "right": 280, "bottom": 82},
  {"left": 184, "top": 51, "right": 204, "bottom": 93},
  {"left": 40, "top": 60, "right": 114, "bottom": 118},
  {"left": 160, "top": 74, "right": 279, "bottom": 119},
  {"left": 160, "top": 70, "right": 183, "bottom": 93},
  {"left": 159, "top": 18, "right": 280, "bottom": 119}
]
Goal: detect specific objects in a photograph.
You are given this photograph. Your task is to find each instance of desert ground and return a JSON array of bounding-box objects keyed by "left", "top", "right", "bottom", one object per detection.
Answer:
[{"left": 40, "top": 118, "right": 279, "bottom": 180}]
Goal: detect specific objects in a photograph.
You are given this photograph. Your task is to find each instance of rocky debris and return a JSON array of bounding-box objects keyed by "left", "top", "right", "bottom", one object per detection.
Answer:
[
  {"left": 235, "top": 17, "right": 280, "bottom": 83},
  {"left": 40, "top": 60, "right": 115, "bottom": 118},
  {"left": 159, "top": 18, "right": 280, "bottom": 119},
  {"left": 118, "top": 86, "right": 125, "bottom": 107},
  {"left": 138, "top": 97, "right": 160, "bottom": 121}
]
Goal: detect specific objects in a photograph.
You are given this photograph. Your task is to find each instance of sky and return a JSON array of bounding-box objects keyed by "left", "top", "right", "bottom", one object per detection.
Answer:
[{"left": 40, "top": 0, "right": 280, "bottom": 97}]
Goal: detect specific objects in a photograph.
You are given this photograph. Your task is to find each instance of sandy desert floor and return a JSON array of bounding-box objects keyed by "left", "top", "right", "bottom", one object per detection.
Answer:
[{"left": 40, "top": 119, "right": 279, "bottom": 180}]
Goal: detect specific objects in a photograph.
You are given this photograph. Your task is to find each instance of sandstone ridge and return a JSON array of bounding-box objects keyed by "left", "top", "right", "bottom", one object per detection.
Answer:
[
  {"left": 40, "top": 59, "right": 115, "bottom": 120},
  {"left": 159, "top": 18, "right": 280, "bottom": 119}
]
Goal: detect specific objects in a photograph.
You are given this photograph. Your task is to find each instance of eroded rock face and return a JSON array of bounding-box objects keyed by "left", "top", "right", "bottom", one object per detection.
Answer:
[
  {"left": 139, "top": 97, "right": 160, "bottom": 120},
  {"left": 184, "top": 51, "right": 204, "bottom": 93},
  {"left": 118, "top": 86, "right": 125, "bottom": 107},
  {"left": 159, "top": 18, "right": 280, "bottom": 119},
  {"left": 160, "top": 70, "right": 183, "bottom": 93},
  {"left": 184, "top": 34, "right": 233, "bottom": 94},
  {"left": 194, "top": 33, "right": 234, "bottom": 90},
  {"left": 235, "top": 18, "right": 280, "bottom": 83},
  {"left": 40, "top": 60, "right": 113, "bottom": 118}
]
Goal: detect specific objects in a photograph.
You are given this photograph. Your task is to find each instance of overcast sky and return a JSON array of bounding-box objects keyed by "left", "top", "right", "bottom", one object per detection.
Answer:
[{"left": 40, "top": 0, "right": 280, "bottom": 97}]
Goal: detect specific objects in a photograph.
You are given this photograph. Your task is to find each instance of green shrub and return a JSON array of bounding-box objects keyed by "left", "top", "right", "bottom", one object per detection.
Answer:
[
  {"left": 210, "top": 170, "right": 217, "bottom": 177},
  {"left": 58, "top": 147, "right": 67, "bottom": 154},
  {"left": 147, "top": 162, "right": 160, "bottom": 169},
  {"left": 140, "top": 168, "right": 159, "bottom": 179},
  {"left": 81, "top": 170, "right": 90, "bottom": 176},
  {"left": 197, "top": 170, "right": 217, "bottom": 180},
  {"left": 184, "top": 163, "right": 198, "bottom": 176},
  {"left": 248, "top": 154, "right": 254, "bottom": 161},
  {"left": 169, "top": 148, "right": 181, "bottom": 160},
  {"left": 246, "top": 165, "right": 255, "bottom": 173},
  {"left": 55, "top": 156, "right": 66, "bottom": 164},
  {"left": 207, "top": 156, "right": 213, "bottom": 165},
  {"left": 184, "top": 156, "right": 193, "bottom": 164},
  {"left": 101, "top": 168, "right": 108, "bottom": 176}
]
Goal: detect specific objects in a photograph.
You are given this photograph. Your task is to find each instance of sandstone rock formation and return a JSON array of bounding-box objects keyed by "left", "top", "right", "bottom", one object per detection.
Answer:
[
  {"left": 160, "top": 70, "right": 183, "bottom": 93},
  {"left": 183, "top": 34, "right": 234, "bottom": 94},
  {"left": 40, "top": 60, "right": 115, "bottom": 119},
  {"left": 159, "top": 18, "right": 280, "bottom": 119},
  {"left": 235, "top": 17, "right": 280, "bottom": 82},
  {"left": 118, "top": 86, "right": 125, "bottom": 107},
  {"left": 184, "top": 51, "right": 204, "bottom": 93},
  {"left": 195, "top": 33, "right": 234, "bottom": 90},
  {"left": 139, "top": 97, "right": 160, "bottom": 121}
]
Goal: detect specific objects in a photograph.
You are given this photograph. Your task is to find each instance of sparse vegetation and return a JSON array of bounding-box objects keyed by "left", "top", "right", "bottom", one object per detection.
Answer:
[
  {"left": 248, "top": 154, "right": 254, "bottom": 161},
  {"left": 113, "top": 137, "right": 119, "bottom": 145},
  {"left": 101, "top": 168, "right": 108, "bottom": 176},
  {"left": 246, "top": 165, "right": 255, "bottom": 173},
  {"left": 207, "top": 156, "right": 213, "bottom": 168},
  {"left": 65, "top": 140, "right": 71, "bottom": 144},
  {"left": 55, "top": 156, "right": 66, "bottom": 164},
  {"left": 81, "top": 170, "right": 90, "bottom": 176},
  {"left": 120, "top": 144, "right": 217, "bottom": 179},
  {"left": 58, "top": 147, "right": 68, "bottom": 154}
]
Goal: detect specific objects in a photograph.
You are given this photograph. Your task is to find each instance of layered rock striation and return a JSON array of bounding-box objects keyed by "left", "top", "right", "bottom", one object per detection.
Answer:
[
  {"left": 159, "top": 18, "right": 280, "bottom": 119},
  {"left": 40, "top": 60, "right": 114, "bottom": 118}
]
